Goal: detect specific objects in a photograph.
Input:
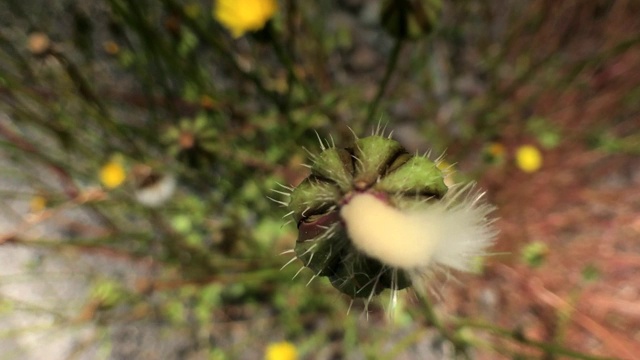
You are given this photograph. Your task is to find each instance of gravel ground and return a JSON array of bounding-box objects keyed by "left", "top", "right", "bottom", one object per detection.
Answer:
[{"left": 0, "top": 147, "right": 198, "bottom": 360}]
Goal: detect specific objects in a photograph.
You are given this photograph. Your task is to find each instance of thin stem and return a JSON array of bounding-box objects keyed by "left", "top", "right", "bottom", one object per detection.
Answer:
[
  {"left": 455, "top": 319, "right": 617, "bottom": 360},
  {"left": 366, "top": 38, "right": 405, "bottom": 125},
  {"left": 266, "top": 21, "right": 315, "bottom": 104},
  {"left": 383, "top": 327, "right": 428, "bottom": 359},
  {"left": 161, "top": 0, "right": 286, "bottom": 111},
  {"left": 0, "top": 122, "right": 80, "bottom": 199},
  {"left": 417, "top": 293, "right": 471, "bottom": 358},
  {"left": 50, "top": 51, "right": 144, "bottom": 157},
  {"left": 414, "top": 295, "right": 615, "bottom": 360}
]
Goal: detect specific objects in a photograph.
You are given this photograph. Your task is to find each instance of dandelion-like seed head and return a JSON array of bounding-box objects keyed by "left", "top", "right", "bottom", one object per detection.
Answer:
[
  {"left": 131, "top": 164, "right": 176, "bottom": 207},
  {"left": 280, "top": 132, "right": 497, "bottom": 301}
]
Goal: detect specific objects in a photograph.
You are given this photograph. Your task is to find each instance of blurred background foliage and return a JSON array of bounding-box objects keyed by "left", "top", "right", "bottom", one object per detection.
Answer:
[{"left": 1, "top": 0, "right": 639, "bottom": 359}]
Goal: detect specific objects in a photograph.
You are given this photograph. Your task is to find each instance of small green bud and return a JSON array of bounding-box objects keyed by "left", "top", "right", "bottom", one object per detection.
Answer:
[
  {"left": 380, "top": 0, "right": 442, "bottom": 40},
  {"left": 521, "top": 241, "right": 549, "bottom": 268}
]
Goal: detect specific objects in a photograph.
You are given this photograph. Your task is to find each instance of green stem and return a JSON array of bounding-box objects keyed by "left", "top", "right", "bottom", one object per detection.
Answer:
[
  {"left": 50, "top": 51, "right": 144, "bottom": 157},
  {"left": 161, "top": 0, "right": 286, "bottom": 111},
  {"left": 455, "top": 319, "right": 617, "bottom": 360},
  {"left": 266, "top": 21, "right": 314, "bottom": 105},
  {"left": 383, "top": 327, "right": 428, "bottom": 359},
  {"left": 366, "top": 38, "right": 405, "bottom": 125},
  {"left": 417, "top": 293, "right": 471, "bottom": 358}
]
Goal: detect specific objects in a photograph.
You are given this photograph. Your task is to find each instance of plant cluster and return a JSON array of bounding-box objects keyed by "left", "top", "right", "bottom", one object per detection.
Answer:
[{"left": 1, "top": 0, "right": 638, "bottom": 358}]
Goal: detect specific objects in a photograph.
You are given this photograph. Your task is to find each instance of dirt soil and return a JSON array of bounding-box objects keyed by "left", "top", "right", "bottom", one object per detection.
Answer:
[{"left": 443, "top": 45, "right": 640, "bottom": 359}]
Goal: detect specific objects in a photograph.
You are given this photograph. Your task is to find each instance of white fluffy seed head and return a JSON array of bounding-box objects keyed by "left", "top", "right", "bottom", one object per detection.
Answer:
[
  {"left": 340, "top": 193, "right": 438, "bottom": 268},
  {"left": 134, "top": 175, "right": 177, "bottom": 207},
  {"left": 339, "top": 184, "right": 496, "bottom": 273}
]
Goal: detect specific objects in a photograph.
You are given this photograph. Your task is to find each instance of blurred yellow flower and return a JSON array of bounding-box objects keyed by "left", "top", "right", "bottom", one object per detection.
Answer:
[
  {"left": 515, "top": 145, "right": 542, "bottom": 173},
  {"left": 264, "top": 341, "right": 297, "bottom": 360},
  {"left": 30, "top": 195, "right": 47, "bottom": 212},
  {"left": 102, "top": 40, "right": 120, "bottom": 55},
  {"left": 483, "top": 142, "right": 506, "bottom": 165},
  {"left": 100, "top": 159, "right": 126, "bottom": 189},
  {"left": 27, "top": 32, "right": 51, "bottom": 56},
  {"left": 487, "top": 142, "right": 506, "bottom": 157},
  {"left": 214, "top": 0, "right": 277, "bottom": 38}
]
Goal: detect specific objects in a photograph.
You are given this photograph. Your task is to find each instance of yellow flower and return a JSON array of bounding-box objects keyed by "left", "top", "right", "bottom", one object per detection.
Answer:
[
  {"left": 483, "top": 142, "right": 506, "bottom": 165},
  {"left": 264, "top": 341, "right": 297, "bottom": 360},
  {"left": 214, "top": 0, "right": 277, "bottom": 38},
  {"left": 30, "top": 195, "right": 47, "bottom": 212},
  {"left": 515, "top": 145, "right": 542, "bottom": 173},
  {"left": 100, "top": 159, "right": 126, "bottom": 189},
  {"left": 27, "top": 32, "right": 51, "bottom": 56},
  {"left": 487, "top": 142, "right": 506, "bottom": 157},
  {"left": 102, "top": 40, "right": 120, "bottom": 55}
]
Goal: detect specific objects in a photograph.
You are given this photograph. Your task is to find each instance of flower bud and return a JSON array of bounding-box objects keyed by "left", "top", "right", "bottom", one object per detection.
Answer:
[
  {"left": 380, "top": 0, "right": 442, "bottom": 40},
  {"left": 285, "top": 134, "right": 495, "bottom": 299}
]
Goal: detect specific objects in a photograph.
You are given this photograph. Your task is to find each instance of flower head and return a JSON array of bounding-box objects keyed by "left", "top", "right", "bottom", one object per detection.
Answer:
[
  {"left": 341, "top": 184, "right": 494, "bottom": 272},
  {"left": 30, "top": 195, "right": 47, "bottom": 212},
  {"left": 280, "top": 133, "right": 496, "bottom": 300},
  {"left": 100, "top": 158, "right": 126, "bottom": 189},
  {"left": 163, "top": 115, "right": 218, "bottom": 167},
  {"left": 265, "top": 341, "right": 298, "bottom": 360},
  {"left": 380, "top": 0, "right": 441, "bottom": 39},
  {"left": 102, "top": 40, "right": 120, "bottom": 55},
  {"left": 214, "top": 0, "right": 277, "bottom": 38},
  {"left": 27, "top": 32, "right": 51, "bottom": 56},
  {"left": 484, "top": 142, "right": 506, "bottom": 164},
  {"left": 131, "top": 164, "right": 176, "bottom": 207},
  {"left": 488, "top": 142, "right": 506, "bottom": 157},
  {"left": 515, "top": 145, "right": 542, "bottom": 173}
]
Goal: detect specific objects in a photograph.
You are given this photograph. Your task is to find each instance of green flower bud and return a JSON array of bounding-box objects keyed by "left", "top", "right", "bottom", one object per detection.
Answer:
[
  {"left": 287, "top": 134, "right": 453, "bottom": 298},
  {"left": 380, "top": 0, "right": 442, "bottom": 40},
  {"left": 280, "top": 132, "right": 496, "bottom": 301}
]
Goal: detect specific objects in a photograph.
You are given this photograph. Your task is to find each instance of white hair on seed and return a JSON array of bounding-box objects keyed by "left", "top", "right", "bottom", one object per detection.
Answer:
[{"left": 340, "top": 182, "right": 496, "bottom": 287}]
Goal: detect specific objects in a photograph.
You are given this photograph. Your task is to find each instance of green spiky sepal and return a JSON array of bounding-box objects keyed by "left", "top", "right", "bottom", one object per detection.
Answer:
[{"left": 287, "top": 135, "right": 448, "bottom": 298}]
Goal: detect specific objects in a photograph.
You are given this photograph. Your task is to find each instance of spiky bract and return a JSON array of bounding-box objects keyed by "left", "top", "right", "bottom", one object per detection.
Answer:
[{"left": 288, "top": 135, "right": 453, "bottom": 298}]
